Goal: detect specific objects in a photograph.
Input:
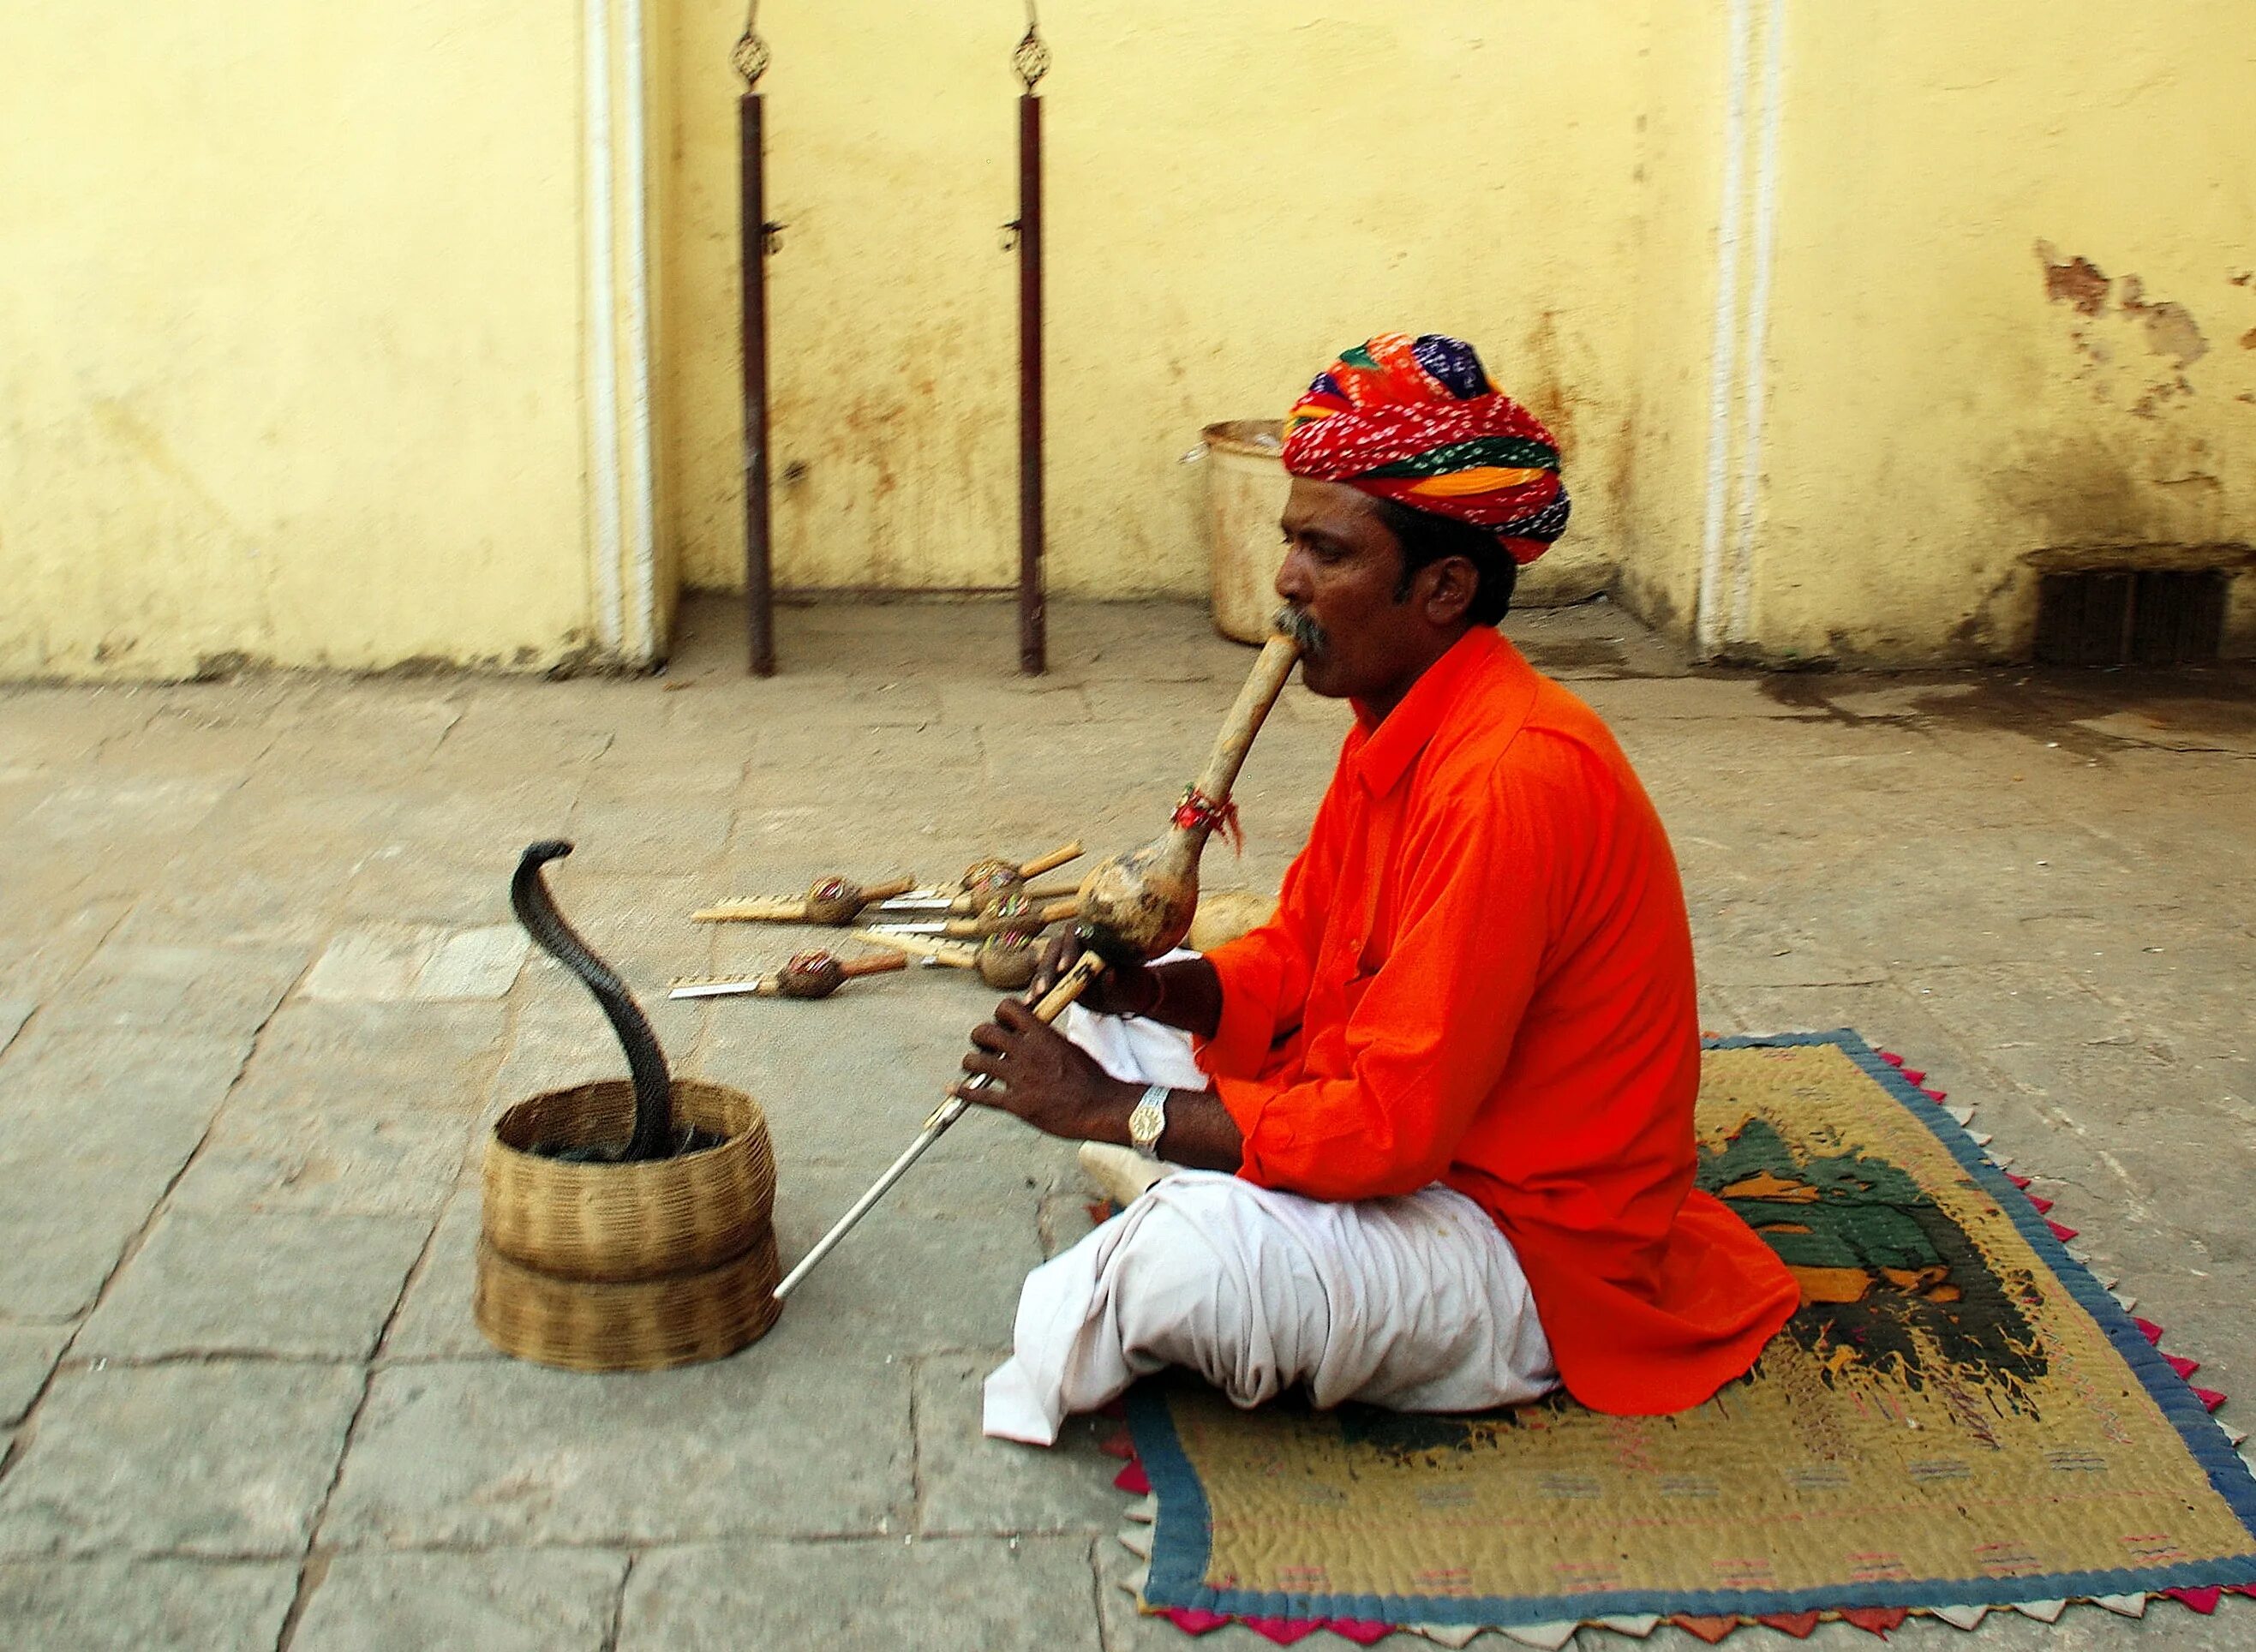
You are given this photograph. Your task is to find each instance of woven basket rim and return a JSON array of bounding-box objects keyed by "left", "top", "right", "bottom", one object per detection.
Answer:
[{"left": 491, "top": 1077, "right": 755, "bottom": 1165}]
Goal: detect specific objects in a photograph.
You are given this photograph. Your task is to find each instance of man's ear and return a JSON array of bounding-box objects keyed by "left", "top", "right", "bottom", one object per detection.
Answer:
[{"left": 1420, "top": 555, "right": 1479, "bottom": 626}]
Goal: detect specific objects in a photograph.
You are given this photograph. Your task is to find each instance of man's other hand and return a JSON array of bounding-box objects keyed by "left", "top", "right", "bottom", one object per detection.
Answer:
[{"left": 1033, "top": 930, "right": 1159, "bottom": 1017}]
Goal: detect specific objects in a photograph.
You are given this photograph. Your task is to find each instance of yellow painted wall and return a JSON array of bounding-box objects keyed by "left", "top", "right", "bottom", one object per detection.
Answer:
[
  {"left": 1696, "top": 0, "right": 2256, "bottom": 662},
  {"left": 663, "top": 0, "right": 1646, "bottom": 604},
  {"left": 0, "top": 1, "right": 615, "bottom": 680},
  {"left": 9, "top": 1, "right": 2253, "bottom": 677}
]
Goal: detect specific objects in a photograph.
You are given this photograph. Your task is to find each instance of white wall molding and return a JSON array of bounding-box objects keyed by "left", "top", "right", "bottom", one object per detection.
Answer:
[
  {"left": 1697, "top": 0, "right": 1789, "bottom": 657},
  {"left": 583, "top": 0, "right": 661, "bottom": 665}
]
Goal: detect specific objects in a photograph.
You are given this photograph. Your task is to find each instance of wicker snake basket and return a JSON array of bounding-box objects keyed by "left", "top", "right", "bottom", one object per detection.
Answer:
[{"left": 476, "top": 1077, "right": 782, "bottom": 1370}]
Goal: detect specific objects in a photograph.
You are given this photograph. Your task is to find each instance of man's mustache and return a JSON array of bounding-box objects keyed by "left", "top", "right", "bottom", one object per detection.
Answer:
[{"left": 1274, "top": 607, "right": 1328, "bottom": 660}]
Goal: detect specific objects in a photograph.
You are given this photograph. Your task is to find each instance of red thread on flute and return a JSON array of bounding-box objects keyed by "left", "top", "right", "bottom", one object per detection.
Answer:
[{"left": 1173, "top": 787, "right": 1244, "bottom": 853}]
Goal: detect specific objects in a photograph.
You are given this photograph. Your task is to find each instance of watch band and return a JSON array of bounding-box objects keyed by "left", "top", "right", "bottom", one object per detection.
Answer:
[{"left": 1128, "top": 1083, "right": 1170, "bottom": 1160}]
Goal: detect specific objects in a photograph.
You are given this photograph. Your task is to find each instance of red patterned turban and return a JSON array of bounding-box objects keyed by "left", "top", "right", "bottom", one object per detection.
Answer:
[{"left": 1281, "top": 332, "right": 1570, "bottom": 565}]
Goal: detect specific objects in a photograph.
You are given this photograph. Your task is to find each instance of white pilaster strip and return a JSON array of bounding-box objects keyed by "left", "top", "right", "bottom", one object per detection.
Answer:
[
  {"left": 620, "top": 0, "right": 659, "bottom": 661},
  {"left": 1696, "top": 0, "right": 1755, "bottom": 658},
  {"left": 584, "top": 0, "right": 625, "bottom": 654},
  {"left": 1727, "top": 0, "right": 1789, "bottom": 646}
]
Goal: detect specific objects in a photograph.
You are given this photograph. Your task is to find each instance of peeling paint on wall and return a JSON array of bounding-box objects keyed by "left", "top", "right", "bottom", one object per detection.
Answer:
[{"left": 2038, "top": 241, "right": 2111, "bottom": 314}]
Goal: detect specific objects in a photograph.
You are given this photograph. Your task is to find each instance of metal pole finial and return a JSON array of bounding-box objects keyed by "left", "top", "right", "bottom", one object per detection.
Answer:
[
  {"left": 1012, "top": 2, "right": 1050, "bottom": 93},
  {"left": 732, "top": 1, "right": 769, "bottom": 87}
]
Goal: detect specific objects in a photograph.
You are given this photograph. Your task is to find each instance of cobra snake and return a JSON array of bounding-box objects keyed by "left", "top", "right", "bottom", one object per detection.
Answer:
[{"left": 510, "top": 841, "right": 677, "bottom": 1162}]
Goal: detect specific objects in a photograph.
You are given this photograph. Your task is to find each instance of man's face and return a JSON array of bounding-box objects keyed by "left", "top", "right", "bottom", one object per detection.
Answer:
[{"left": 1274, "top": 476, "right": 1457, "bottom": 704}]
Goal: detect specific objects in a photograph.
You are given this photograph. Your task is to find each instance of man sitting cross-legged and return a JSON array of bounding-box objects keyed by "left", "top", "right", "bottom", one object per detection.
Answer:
[{"left": 960, "top": 332, "right": 1798, "bottom": 1446}]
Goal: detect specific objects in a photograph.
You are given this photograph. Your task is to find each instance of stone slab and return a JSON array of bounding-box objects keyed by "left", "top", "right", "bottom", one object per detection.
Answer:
[
  {"left": 410, "top": 925, "right": 529, "bottom": 1001},
  {"left": 291, "top": 1548, "right": 627, "bottom": 1652},
  {"left": 78, "top": 1211, "right": 430, "bottom": 1360},
  {"left": 300, "top": 925, "right": 526, "bottom": 1003},
  {"left": 0, "top": 999, "right": 31, "bottom": 1056},
  {"left": 913, "top": 1354, "right": 1122, "bottom": 1537},
  {"left": 378, "top": 1191, "right": 494, "bottom": 1362},
  {"left": 616, "top": 1535, "right": 1103, "bottom": 1652},
  {"left": 24, "top": 776, "right": 235, "bottom": 850},
  {"left": 562, "top": 797, "right": 738, "bottom": 874},
  {"left": 0, "top": 1324, "right": 69, "bottom": 1424},
  {"left": 0, "top": 1027, "right": 253, "bottom": 1176},
  {"left": 225, "top": 1000, "right": 506, "bottom": 1117},
  {"left": 32, "top": 942, "right": 308, "bottom": 1039},
  {"left": 0, "top": 1164, "right": 175, "bottom": 1319},
  {"left": 299, "top": 925, "right": 433, "bottom": 1004},
  {"left": 0, "top": 901, "right": 134, "bottom": 1001},
  {"left": 165, "top": 1100, "right": 474, "bottom": 1218},
  {"left": 762, "top": 1163, "right": 1043, "bottom": 1356},
  {"left": 0, "top": 1362, "right": 362, "bottom": 1558},
  {"left": 323, "top": 1354, "right": 911, "bottom": 1547},
  {"left": 0, "top": 1558, "right": 298, "bottom": 1652}
]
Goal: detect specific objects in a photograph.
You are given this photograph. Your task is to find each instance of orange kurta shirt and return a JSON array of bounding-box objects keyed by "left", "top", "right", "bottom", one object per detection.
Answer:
[{"left": 1196, "top": 626, "right": 1797, "bottom": 1415}]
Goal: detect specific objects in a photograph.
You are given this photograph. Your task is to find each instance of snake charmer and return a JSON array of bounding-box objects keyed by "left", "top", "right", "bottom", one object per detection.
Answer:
[{"left": 960, "top": 332, "right": 1798, "bottom": 1445}]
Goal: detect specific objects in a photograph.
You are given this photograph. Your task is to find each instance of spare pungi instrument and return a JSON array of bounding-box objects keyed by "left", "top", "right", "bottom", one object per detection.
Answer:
[
  {"left": 860, "top": 841, "right": 1085, "bottom": 916},
  {"left": 863, "top": 928, "right": 1043, "bottom": 991},
  {"left": 668, "top": 949, "right": 908, "bottom": 1002},
  {"left": 960, "top": 838, "right": 1081, "bottom": 897},
  {"left": 773, "top": 631, "right": 1301, "bottom": 1302},
  {"left": 480, "top": 841, "right": 782, "bottom": 1370},
  {"left": 860, "top": 880, "right": 1079, "bottom": 920},
  {"left": 860, "top": 894, "right": 1080, "bottom": 942},
  {"left": 693, "top": 875, "right": 918, "bottom": 927}
]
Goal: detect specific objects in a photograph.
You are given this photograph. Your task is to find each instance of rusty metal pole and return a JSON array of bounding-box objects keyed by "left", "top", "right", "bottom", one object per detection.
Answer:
[
  {"left": 1013, "top": 21, "right": 1051, "bottom": 675},
  {"left": 734, "top": 21, "right": 775, "bottom": 674},
  {"left": 1016, "top": 93, "right": 1044, "bottom": 675}
]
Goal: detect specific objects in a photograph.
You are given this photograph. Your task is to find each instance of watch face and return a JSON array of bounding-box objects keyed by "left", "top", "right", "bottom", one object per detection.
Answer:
[{"left": 1130, "top": 1097, "right": 1165, "bottom": 1152}]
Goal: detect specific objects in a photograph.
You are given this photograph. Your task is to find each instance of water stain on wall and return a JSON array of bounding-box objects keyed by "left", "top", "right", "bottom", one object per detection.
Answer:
[{"left": 2117, "top": 275, "right": 2208, "bottom": 367}]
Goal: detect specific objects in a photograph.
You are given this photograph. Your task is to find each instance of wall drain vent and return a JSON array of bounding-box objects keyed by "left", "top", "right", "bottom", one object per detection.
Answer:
[{"left": 2034, "top": 570, "right": 2225, "bottom": 667}]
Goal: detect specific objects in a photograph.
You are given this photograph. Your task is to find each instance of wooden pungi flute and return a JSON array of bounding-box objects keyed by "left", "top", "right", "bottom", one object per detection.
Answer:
[{"left": 773, "top": 633, "right": 1301, "bottom": 1302}]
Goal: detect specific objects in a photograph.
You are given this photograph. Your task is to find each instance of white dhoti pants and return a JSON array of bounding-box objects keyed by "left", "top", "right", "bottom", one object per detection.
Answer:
[{"left": 980, "top": 1008, "right": 1558, "bottom": 1445}]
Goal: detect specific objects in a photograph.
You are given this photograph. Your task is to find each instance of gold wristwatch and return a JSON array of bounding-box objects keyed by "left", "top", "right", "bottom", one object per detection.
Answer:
[{"left": 1128, "top": 1083, "right": 1170, "bottom": 1160}]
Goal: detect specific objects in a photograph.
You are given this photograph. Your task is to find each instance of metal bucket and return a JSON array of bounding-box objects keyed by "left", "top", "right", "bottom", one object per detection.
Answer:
[{"left": 1202, "top": 420, "right": 1290, "bottom": 645}]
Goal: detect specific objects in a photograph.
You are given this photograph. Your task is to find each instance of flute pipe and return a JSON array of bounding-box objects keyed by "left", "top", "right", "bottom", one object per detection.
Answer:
[
  {"left": 769, "top": 950, "right": 1104, "bottom": 1302},
  {"left": 1192, "top": 633, "right": 1299, "bottom": 805}
]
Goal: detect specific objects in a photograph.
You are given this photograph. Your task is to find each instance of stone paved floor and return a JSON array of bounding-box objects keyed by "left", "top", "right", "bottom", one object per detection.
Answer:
[{"left": 0, "top": 595, "right": 2251, "bottom": 1649}]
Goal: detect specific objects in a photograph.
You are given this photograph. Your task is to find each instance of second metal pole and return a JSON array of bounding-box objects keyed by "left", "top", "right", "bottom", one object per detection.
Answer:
[
  {"left": 740, "top": 91, "right": 775, "bottom": 676},
  {"left": 1016, "top": 93, "right": 1045, "bottom": 676}
]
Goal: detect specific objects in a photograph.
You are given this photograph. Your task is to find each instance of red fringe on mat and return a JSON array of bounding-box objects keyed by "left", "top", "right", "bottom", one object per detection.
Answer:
[{"left": 1755, "top": 1609, "right": 1821, "bottom": 1637}]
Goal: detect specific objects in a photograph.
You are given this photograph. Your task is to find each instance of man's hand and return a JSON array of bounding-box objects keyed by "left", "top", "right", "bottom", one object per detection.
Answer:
[
  {"left": 1033, "top": 931, "right": 1224, "bottom": 1039},
  {"left": 957, "top": 997, "right": 1137, "bottom": 1141}
]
